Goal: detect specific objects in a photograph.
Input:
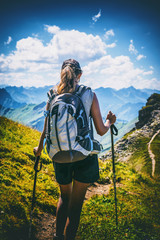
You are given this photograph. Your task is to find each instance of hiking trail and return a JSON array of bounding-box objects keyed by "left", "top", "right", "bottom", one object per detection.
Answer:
[
  {"left": 148, "top": 129, "right": 160, "bottom": 177},
  {"left": 35, "top": 182, "right": 110, "bottom": 240}
]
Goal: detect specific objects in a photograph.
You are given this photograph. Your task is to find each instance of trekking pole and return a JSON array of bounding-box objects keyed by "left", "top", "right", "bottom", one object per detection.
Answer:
[
  {"left": 110, "top": 124, "right": 118, "bottom": 226},
  {"left": 28, "top": 156, "right": 42, "bottom": 239}
]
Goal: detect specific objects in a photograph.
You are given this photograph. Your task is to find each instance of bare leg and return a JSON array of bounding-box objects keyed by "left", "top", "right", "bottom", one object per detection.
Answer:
[
  {"left": 64, "top": 180, "right": 89, "bottom": 240},
  {"left": 56, "top": 183, "right": 72, "bottom": 238}
]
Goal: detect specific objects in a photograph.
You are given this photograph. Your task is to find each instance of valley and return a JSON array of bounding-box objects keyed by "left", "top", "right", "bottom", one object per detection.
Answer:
[
  {"left": 0, "top": 87, "right": 160, "bottom": 240},
  {"left": 1, "top": 85, "right": 159, "bottom": 147}
]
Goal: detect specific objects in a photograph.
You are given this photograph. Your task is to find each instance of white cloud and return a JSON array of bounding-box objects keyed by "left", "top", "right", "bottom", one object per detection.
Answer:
[
  {"left": 129, "top": 41, "right": 148, "bottom": 63},
  {"left": 106, "top": 42, "right": 116, "bottom": 48},
  {"left": 142, "top": 70, "right": 153, "bottom": 76},
  {"left": 92, "top": 9, "right": 101, "bottom": 23},
  {"left": 1, "top": 37, "right": 54, "bottom": 72},
  {"left": 82, "top": 55, "right": 159, "bottom": 90},
  {"left": 136, "top": 54, "right": 146, "bottom": 61},
  {"left": 48, "top": 29, "right": 107, "bottom": 59},
  {"left": 0, "top": 25, "right": 159, "bottom": 90},
  {"left": 44, "top": 25, "right": 60, "bottom": 34},
  {"left": 0, "top": 26, "right": 108, "bottom": 87},
  {"left": 0, "top": 28, "right": 107, "bottom": 73},
  {"left": 4, "top": 36, "right": 12, "bottom": 45},
  {"left": 104, "top": 29, "right": 115, "bottom": 39},
  {"left": 135, "top": 77, "right": 160, "bottom": 90},
  {"left": 129, "top": 39, "right": 138, "bottom": 55}
]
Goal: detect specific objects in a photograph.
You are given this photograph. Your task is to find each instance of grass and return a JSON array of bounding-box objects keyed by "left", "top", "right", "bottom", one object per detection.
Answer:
[
  {"left": 78, "top": 182, "right": 160, "bottom": 240},
  {"left": 77, "top": 131, "right": 160, "bottom": 240},
  {"left": 1, "top": 116, "right": 160, "bottom": 240},
  {"left": 150, "top": 132, "right": 160, "bottom": 178},
  {"left": 128, "top": 137, "right": 152, "bottom": 175},
  {"left": 0, "top": 117, "right": 59, "bottom": 240}
]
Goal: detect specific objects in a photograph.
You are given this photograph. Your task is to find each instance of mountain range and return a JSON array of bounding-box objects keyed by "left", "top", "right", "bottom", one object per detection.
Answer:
[
  {"left": 0, "top": 88, "right": 25, "bottom": 109},
  {"left": 0, "top": 85, "right": 159, "bottom": 135},
  {"left": 4, "top": 85, "right": 52, "bottom": 104},
  {"left": 94, "top": 86, "right": 160, "bottom": 120},
  {"left": 1, "top": 85, "right": 159, "bottom": 119}
]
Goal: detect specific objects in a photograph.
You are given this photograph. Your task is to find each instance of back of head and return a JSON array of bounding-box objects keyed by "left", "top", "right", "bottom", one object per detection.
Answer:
[{"left": 57, "top": 59, "right": 82, "bottom": 94}]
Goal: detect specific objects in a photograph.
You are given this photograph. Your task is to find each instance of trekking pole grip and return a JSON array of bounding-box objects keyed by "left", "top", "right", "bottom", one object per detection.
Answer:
[
  {"left": 111, "top": 124, "right": 118, "bottom": 136},
  {"left": 34, "top": 156, "right": 42, "bottom": 172}
]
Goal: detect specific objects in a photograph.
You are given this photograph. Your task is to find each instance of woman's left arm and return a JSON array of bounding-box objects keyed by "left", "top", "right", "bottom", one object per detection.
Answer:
[
  {"left": 33, "top": 102, "right": 50, "bottom": 157},
  {"left": 91, "top": 93, "right": 116, "bottom": 136}
]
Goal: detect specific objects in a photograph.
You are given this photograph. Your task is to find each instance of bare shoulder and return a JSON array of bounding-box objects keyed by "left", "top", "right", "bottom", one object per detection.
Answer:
[{"left": 91, "top": 92, "right": 99, "bottom": 107}]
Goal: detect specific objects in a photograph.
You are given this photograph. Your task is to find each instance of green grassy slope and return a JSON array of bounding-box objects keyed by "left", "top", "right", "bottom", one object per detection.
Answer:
[
  {"left": 4, "top": 102, "right": 45, "bottom": 130},
  {"left": 151, "top": 133, "right": 160, "bottom": 177},
  {"left": 1, "top": 116, "right": 160, "bottom": 240},
  {"left": 77, "top": 132, "right": 160, "bottom": 240},
  {"left": 0, "top": 117, "right": 59, "bottom": 240}
]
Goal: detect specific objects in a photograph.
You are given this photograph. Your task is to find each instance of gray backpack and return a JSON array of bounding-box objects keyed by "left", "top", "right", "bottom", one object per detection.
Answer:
[{"left": 45, "top": 85, "right": 102, "bottom": 163}]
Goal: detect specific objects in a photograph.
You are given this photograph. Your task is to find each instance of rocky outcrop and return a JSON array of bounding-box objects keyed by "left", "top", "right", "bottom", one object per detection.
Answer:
[
  {"left": 105, "top": 93, "right": 160, "bottom": 162},
  {"left": 136, "top": 93, "right": 160, "bottom": 129}
]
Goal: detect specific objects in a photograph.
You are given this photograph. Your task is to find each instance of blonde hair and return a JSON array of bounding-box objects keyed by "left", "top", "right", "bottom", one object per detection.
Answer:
[
  {"left": 57, "top": 59, "right": 82, "bottom": 94},
  {"left": 57, "top": 66, "right": 76, "bottom": 94}
]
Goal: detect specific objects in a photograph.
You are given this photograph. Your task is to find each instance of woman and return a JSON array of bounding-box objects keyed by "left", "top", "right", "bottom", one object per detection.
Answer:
[{"left": 34, "top": 59, "right": 116, "bottom": 240}]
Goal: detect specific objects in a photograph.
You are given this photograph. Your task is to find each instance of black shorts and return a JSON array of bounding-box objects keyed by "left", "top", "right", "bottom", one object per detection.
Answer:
[{"left": 53, "top": 154, "right": 99, "bottom": 185}]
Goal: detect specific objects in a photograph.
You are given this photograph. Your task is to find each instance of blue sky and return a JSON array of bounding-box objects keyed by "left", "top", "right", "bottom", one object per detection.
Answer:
[{"left": 0, "top": 0, "right": 160, "bottom": 89}]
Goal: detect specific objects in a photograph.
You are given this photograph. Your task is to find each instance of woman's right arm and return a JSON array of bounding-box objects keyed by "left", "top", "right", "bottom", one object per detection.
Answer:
[{"left": 91, "top": 93, "right": 116, "bottom": 136}]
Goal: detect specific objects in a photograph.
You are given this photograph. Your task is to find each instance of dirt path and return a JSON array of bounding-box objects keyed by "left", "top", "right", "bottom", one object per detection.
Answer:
[
  {"left": 85, "top": 182, "right": 110, "bottom": 200},
  {"left": 148, "top": 129, "right": 160, "bottom": 177},
  {"left": 35, "top": 212, "right": 56, "bottom": 240},
  {"left": 35, "top": 182, "right": 110, "bottom": 240}
]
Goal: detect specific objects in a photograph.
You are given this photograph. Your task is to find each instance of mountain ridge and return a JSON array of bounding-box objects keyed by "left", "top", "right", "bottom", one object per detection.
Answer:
[
  {"left": 3, "top": 85, "right": 160, "bottom": 105},
  {"left": 1, "top": 85, "right": 159, "bottom": 119},
  {"left": 0, "top": 85, "right": 160, "bottom": 136},
  {"left": 106, "top": 93, "right": 160, "bottom": 168},
  {"left": 0, "top": 88, "right": 25, "bottom": 109}
]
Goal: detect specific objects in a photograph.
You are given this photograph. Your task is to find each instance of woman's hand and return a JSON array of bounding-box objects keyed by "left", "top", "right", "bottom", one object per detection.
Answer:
[
  {"left": 33, "top": 147, "right": 41, "bottom": 157},
  {"left": 106, "top": 111, "right": 116, "bottom": 125}
]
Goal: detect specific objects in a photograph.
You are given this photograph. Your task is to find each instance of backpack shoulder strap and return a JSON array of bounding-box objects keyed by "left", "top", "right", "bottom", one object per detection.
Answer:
[
  {"left": 47, "top": 88, "right": 57, "bottom": 103},
  {"left": 76, "top": 85, "right": 91, "bottom": 98}
]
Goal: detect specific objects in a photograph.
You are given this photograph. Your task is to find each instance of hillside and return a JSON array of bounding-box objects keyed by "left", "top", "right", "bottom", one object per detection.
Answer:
[
  {"left": 0, "top": 117, "right": 59, "bottom": 240},
  {"left": 0, "top": 88, "right": 25, "bottom": 109},
  {"left": 3, "top": 102, "right": 46, "bottom": 131},
  {"left": 76, "top": 93, "right": 160, "bottom": 240},
  {"left": 0, "top": 93, "right": 160, "bottom": 240},
  {"left": 111, "top": 93, "right": 160, "bottom": 164},
  {"left": 96, "top": 117, "right": 138, "bottom": 154}
]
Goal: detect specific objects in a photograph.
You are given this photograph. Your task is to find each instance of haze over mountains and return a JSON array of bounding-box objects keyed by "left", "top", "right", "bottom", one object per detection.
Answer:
[
  {"left": 0, "top": 85, "right": 159, "bottom": 133},
  {"left": 95, "top": 86, "right": 153, "bottom": 121},
  {"left": 0, "top": 88, "right": 25, "bottom": 109}
]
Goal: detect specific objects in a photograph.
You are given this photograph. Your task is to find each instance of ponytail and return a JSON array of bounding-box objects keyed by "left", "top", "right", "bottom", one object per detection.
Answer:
[{"left": 57, "top": 66, "right": 77, "bottom": 94}]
